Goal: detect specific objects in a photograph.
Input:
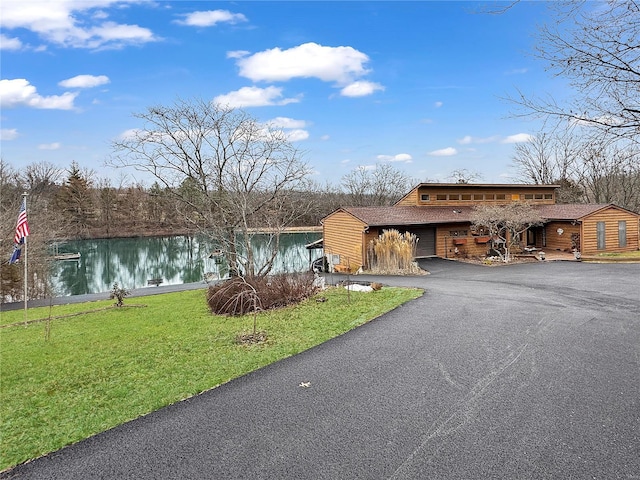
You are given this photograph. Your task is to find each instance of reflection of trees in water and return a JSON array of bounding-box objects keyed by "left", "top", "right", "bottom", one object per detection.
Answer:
[{"left": 50, "top": 233, "right": 320, "bottom": 295}]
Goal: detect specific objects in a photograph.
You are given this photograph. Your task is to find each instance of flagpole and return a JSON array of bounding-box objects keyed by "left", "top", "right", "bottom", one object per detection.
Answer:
[{"left": 23, "top": 192, "right": 28, "bottom": 326}]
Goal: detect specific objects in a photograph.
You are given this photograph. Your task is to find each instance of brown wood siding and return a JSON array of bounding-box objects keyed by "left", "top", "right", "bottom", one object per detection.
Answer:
[
  {"left": 543, "top": 222, "right": 579, "bottom": 252},
  {"left": 435, "top": 223, "right": 490, "bottom": 258},
  {"left": 395, "top": 187, "right": 418, "bottom": 206},
  {"left": 414, "top": 186, "right": 556, "bottom": 207},
  {"left": 581, "top": 208, "right": 640, "bottom": 255},
  {"left": 322, "top": 211, "right": 367, "bottom": 270}
]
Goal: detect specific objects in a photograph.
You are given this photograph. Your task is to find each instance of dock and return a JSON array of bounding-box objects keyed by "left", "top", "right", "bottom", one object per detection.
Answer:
[{"left": 54, "top": 252, "right": 81, "bottom": 261}]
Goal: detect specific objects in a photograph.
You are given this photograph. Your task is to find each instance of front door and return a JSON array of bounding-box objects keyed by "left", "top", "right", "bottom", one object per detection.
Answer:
[{"left": 526, "top": 228, "right": 536, "bottom": 246}]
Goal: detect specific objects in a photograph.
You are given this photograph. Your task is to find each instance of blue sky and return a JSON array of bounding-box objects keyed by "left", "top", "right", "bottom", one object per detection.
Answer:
[{"left": 1, "top": 1, "right": 566, "bottom": 186}]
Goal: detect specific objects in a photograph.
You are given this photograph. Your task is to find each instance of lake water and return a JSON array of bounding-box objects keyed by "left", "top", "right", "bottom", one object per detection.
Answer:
[{"left": 51, "top": 232, "right": 322, "bottom": 296}]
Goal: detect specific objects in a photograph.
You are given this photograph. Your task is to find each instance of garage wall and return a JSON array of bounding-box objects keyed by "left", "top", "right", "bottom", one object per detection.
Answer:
[{"left": 322, "top": 211, "right": 366, "bottom": 270}]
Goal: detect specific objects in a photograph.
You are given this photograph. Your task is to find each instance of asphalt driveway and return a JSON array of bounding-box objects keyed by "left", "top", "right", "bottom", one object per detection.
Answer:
[{"left": 3, "top": 259, "right": 639, "bottom": 479}]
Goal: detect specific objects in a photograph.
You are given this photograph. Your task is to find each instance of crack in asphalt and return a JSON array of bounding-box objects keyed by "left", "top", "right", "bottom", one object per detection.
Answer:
[{"left": 388, "top": 343, "right": 530, "bottom": 480}]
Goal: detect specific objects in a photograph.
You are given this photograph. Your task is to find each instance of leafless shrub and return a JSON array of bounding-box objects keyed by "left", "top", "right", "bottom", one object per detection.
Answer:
[{"left": 207, "top": 272, "right": 317, "bottom": 316}]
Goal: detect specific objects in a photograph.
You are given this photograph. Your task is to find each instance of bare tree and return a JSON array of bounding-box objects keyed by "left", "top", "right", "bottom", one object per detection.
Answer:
[
  {"left": 110, "top": 99, "right": 312, "bottom": 277},
  {"left": 341, "top": 163, "right": 413, "bottom": 206},
  {"left": 512, "top": 1, "right": 640, "bottom": 143},
  {"left": 22, "top": 161, "right": 62, "bottom": 208},
  {"left": 1, "top": 160, "right": 61, "bottom": 301},
  {"left": 512, "top": 126, "right": 640, "bottom": 210},
  {"left": 447, "top": 168, "right": 483, "bottom": 184},
  {"left": 512, "top": 131, "right": 575, "bottom": 185},
  {"left": 471, "top": 203, "right": 544, "bottom": 263},
  {"left": 576, "top": 141, "right": 640, "bottom": 211}
]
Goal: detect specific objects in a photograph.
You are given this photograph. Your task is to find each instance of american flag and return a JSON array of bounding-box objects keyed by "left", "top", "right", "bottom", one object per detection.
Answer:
[{"left": 14, "top": 198, "right": 30, "bottom": 244}]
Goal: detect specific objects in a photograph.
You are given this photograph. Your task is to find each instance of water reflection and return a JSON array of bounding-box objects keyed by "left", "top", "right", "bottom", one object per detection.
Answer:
[{"left": 51, "top": 233, "right": 321, "bottom": 296}]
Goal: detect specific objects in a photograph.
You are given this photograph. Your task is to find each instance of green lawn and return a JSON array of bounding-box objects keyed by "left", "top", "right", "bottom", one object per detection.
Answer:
[{"left": 0, "top": 286, "right": 422, "bottom": 471}]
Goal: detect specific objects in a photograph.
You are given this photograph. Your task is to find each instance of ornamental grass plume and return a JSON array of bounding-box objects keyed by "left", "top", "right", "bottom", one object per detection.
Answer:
[{"left": 367, "top": 229, "right": 421, "bottom": 274}]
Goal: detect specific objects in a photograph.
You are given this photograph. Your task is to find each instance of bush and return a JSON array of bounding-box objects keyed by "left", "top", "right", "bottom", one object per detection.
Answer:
[
  {"left": 207, "top": 272, "right": 318, "bottom": 316},
  {"left": 366, "top": 229, "right": 422, "bottom": 275},
  {"left": 109, "top": 282, "right": 130, "bottom": 307}
]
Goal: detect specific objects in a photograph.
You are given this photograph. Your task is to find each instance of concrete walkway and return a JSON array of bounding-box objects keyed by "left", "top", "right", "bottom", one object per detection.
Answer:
[{"left": 3, "top": 259, "right": 640, "bottom": 479}]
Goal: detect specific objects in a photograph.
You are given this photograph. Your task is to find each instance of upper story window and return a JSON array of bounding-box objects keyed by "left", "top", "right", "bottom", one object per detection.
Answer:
[
  {"left": 461, "top": 194, "right": 472, "bottom": 200},
  {"left": 534, "top": 193, "right": 544, "bottom": 200},
  {"left": 544, "top": 194, "right": 553, "bottom": 200},
  {"left": 496, "top": 194, "right": 506, "bottom": 200},
  {"left": 523, "top": 194, "right": 534, "bottom": 200},
  {"left": 473, "top": 194, "right": 484, "bottom": 200},
  {"left": 436, "top": 194, "right": 447, "bottom": 200},
  {"left": 420, "top": 194, "right": 430, "bottom": 201}
]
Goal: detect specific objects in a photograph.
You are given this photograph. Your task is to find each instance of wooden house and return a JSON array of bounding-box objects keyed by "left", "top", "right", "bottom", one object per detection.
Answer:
[{"left": 321, "top": 183, "right": 640, "bottom": 270}]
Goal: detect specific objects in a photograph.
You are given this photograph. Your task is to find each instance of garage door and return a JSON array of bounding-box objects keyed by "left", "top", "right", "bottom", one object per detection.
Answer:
[{"left": 411, "top": 227, "right": 436, "bottom": 257}]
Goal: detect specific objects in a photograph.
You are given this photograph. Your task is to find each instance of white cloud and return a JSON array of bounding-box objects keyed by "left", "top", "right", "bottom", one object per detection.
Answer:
[
  {"left": 0, "top": 79, "right": 77, "bottom": 110},
  {"left": 213, "top": 86, "right": 300, "bottom": 108},
  {"left": 285, "top": 129, "right": 309, "bottom": 142},
  {"left": 234, "top": 42, "right": 371, "bottom": 84},
  {"left": 118, "top": 128, "right": 140, "bottom": 141},
  {"left": 89, "top": 22, "right": 155, "bottom": 46},
  {"left": 264, "top": 118, "right": 308, "bottom": 142},
  {"left": 59, "top": 74, "right": 110, "bottom": 88},
  {"left": 457, "top": 135, "right": 500, "bottom": 145},
  {"left": 428, "top": 147, "right": 458, "bottom": 157},
  {"left": 175, "top": 10, "right": 247, "bottom": 27},
  {"left": 38, "top": 142, "right": 61, "bottom": 150},
  {"left": 0, "top": 33, "right": 22, "bottom": 50},
  {"left": 0, "top": 1, "right": 158, "bottom": 49},
  {"left": 320, "top": 134, "right": 330, "bottom": 141},
  {"left": 377, "top": 153, "right": 412, "bottom": 163},
  {"left": 340, "top": 80, "right": 384, "bottom": 97},
  {"left": 267, "top": 117, "right": 307, "bottom": 129},
  {"left": 434, "top": 101, "right": 443, "bottom": 108},
  {"left": 227, "top": 50, "right": 250, "bottom": 59},
  {"left": 1, "top": 128, "right": 19, "bottom": 140},
  {"left": 502, "top": 133, "right": 533, "bottom": 143}
]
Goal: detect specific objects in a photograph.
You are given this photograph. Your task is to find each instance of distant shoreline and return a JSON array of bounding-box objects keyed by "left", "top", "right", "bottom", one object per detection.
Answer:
[{"left": 52, "top": 226, "right": 322, "bottom": 242}]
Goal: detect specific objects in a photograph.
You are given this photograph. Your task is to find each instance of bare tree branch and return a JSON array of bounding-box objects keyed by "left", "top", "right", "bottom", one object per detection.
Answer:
[{"left": 109, "top": 99, "right": 312, "bottom": 277}]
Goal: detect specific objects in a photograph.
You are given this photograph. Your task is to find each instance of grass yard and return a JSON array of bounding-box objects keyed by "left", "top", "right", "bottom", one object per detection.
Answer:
[{"left": 0, "top": 286, "right": 422, "bottom": 471}]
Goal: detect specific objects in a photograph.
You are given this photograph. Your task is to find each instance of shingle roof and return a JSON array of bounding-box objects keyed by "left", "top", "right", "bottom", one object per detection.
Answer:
[
  {"left": 533, "top": 204, "right": 611, "bottom": 220},
  {"left": 341, "top": 206, "right": 475, "bottom": 226},
  {"left": 336, "top": 203, "right": 634, "bottom": 227}
]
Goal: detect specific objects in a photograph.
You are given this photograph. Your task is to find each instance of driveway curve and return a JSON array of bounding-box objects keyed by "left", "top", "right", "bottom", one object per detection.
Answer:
[{"left": 3, "top": 259, "right": 639, "bottom": 479}]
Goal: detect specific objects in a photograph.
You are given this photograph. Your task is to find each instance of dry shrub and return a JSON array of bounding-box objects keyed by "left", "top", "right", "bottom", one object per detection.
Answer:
[
  {"left": 207, "top": 272, "right": 318, "bottom": 316},
  {"left": 367, "top": 229, "right": 422, "bottom": 275}
]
